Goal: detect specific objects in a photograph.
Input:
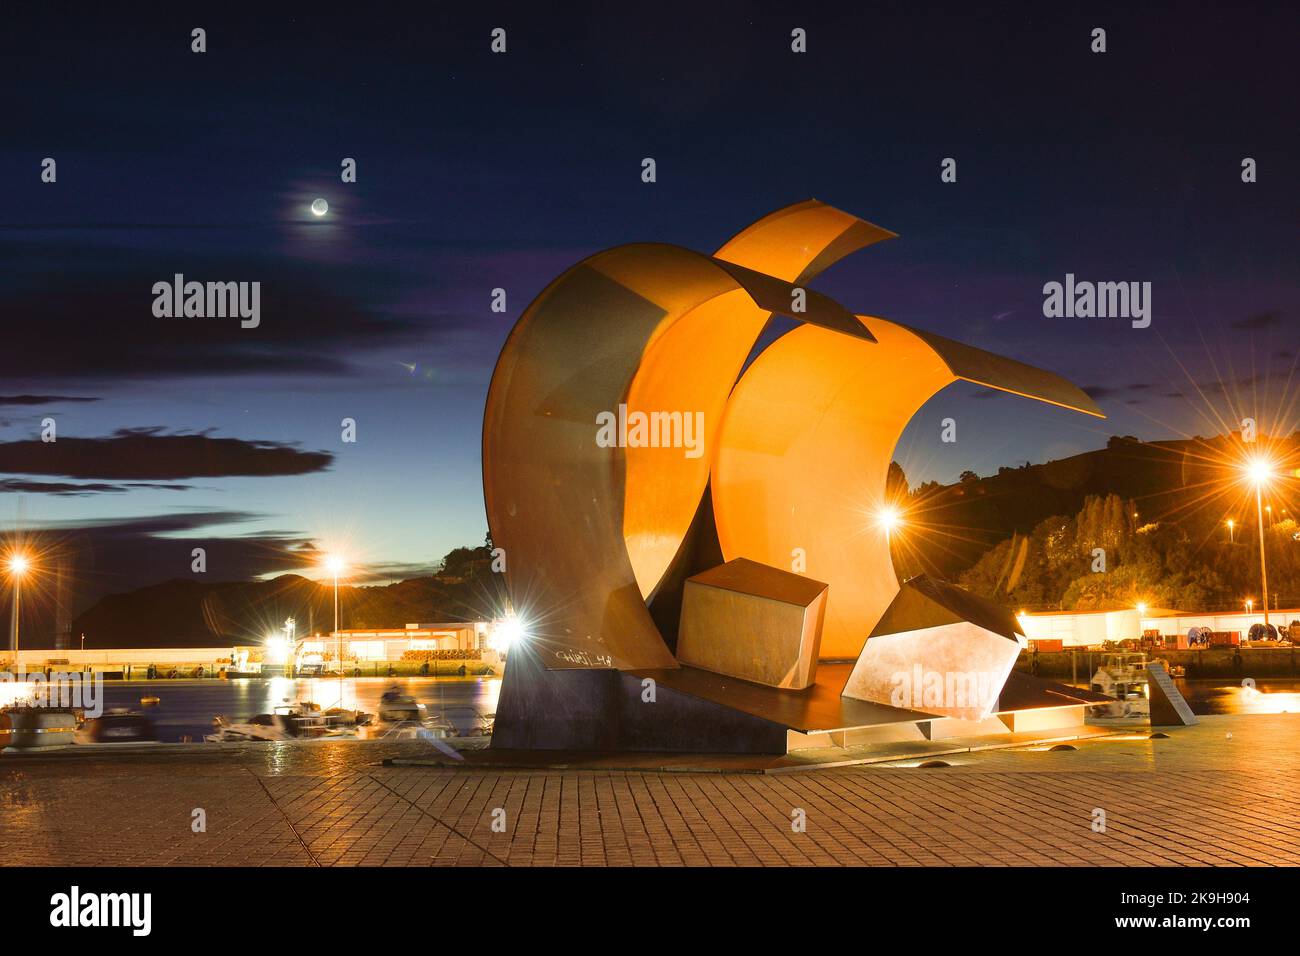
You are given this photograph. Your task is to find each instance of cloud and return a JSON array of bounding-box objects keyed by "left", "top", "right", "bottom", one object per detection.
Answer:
[
  {"left": 1082, "top": 384, "right": 1121, "bottom": 399},
  {"left": 0, "top": 511, "right": 311, "bottom": 618},
  {"left": 0, "top": 478, "right": 192, "bottom": 495},
  {"left": 0, "top": 395, "right": 99, "bottom": 406},
  {"left": 0, "top": 510, "right": 442, "bottom": 625},
  {"left": 1083, "top": 382, "right": 1159, "bottom": 401},
  {"left": 0, "top": 240, "right": 473, "bottom": 381},
  {"left": 46, "top": 510, "right": 265, "bottom": 535},
  {"left": 349, "top": 560, "right": 444, "bottom": 584},
  {"left": 1231, "top": 311, "right": 1283, "bottom": 330},
  {"left": 1154, "top": 370, "right": 1294, "bottom": 402},
  {"left": 0, "top": 428, "right": 332, "bottom": 480}
]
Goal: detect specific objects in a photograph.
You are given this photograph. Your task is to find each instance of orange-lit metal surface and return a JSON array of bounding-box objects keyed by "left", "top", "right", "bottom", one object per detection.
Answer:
[
  {"left": 483, "top": 200, "right": 1111, "bottom": 753},
  {"left": 483, "top": 230, "right": 877, "bottom": 671},
  {"left": 711, "top": 316, "right": 1102, "bottom": 660},
  {"left": 483, "top": 200, "right": 1102, "bottom": 677},
  {"left": 713, "top": 198, "right": 897, "bottom": 283},
  {"left": 623, "top": 201, "right": 895, "bottom": 601}
]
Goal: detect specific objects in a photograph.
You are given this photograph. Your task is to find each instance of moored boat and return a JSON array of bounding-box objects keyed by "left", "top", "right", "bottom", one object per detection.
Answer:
[
  {"left": 75, "top": 709, "right": 158, "bottom": 745},
  {"left": 378, "top": 688, "right": 427, "bottom": 722},
  {"left": 205, "top": 701, "right": 371, "bottom": 742},
  {"left": 1090, "top": 651, "right": 1172, "bottom": 717}
]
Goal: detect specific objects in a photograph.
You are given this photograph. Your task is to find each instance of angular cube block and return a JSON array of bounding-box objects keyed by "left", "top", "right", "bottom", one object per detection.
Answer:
[
  {"left": 843, "top": 575, "right": 1025, "bottom": 721},
  {"left": 675, "top": 558, "right": 827, "bottom": 690}
]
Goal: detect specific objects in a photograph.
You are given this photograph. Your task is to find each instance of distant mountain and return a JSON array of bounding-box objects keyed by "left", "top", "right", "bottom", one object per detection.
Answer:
[
  {"left": 33, "top": 431, "right": 1300, "bottom": 648},
  {"left": 899, "top": 432, "right": 1298, "bottom": 580},
  {"left": 60, "top": 549, "right": 504, "bottom": 649}
]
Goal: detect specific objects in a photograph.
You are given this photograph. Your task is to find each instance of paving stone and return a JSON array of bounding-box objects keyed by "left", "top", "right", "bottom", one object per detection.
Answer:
[{"left": 1, "top": 714, "right": 1298, "bottom": 866}]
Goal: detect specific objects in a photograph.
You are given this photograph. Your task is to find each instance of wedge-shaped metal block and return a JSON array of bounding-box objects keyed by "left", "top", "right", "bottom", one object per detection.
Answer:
[
  {"left": 842, "top": 575, "right": 1025, "bottom": 721},
  {"left": 1146, "top": 662, "right": 1197, "bottom": 726},
  {"left": 676, "top": 558, "right": 827, "bottom": 689}
]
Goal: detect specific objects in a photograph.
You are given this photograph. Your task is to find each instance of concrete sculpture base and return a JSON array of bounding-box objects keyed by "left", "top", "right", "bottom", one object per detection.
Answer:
[
  {"left": 493, "top": 645, "right": 1114, "bottom": 757},
  {"left": 491, "top": 644, "right": 788, "bottom": 754}
]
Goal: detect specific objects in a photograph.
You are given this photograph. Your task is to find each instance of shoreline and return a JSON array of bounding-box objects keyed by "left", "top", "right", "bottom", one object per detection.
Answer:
[{"left": 1018, "top": 647, "right": 1299, "bottom": 679}]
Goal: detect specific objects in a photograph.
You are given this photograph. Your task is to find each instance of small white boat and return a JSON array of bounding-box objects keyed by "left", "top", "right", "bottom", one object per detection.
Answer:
[
  {"left": 76, "top": 709, "right": 159, "bottom": 745},
  {"left": 439, "top": 705, "right": 495, "bottom": 737},
  {"left": 378, "top": 716, "right": 457, "bottom": 740},
  {"left": 378, "top": 689, "right": 427, "bottom": 723},
  {"left": 205, "top": 702, "right": 368, "bottom": 742},
  {"left": 1090, "top": 651, "right": 1157, "bottom": 717}
]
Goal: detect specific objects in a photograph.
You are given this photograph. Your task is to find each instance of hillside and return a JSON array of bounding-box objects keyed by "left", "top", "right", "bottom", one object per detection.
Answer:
[
  {"left": 897, "top": 432, "right": 1300, "bottom": 580},
  {"left": 31, "top": 431, "right": 1300, "bottom": 648},
  {"left": 64, "top": 549, "right": 504, "bottom": 650}
]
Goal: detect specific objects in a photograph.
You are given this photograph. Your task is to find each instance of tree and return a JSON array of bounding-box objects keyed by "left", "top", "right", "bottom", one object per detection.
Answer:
[
  {"left": 438, "top": 545, "right": 490, "bottom": 579},
  {"left": 886, "top": 461, "right": 908, "bottom": 500}
]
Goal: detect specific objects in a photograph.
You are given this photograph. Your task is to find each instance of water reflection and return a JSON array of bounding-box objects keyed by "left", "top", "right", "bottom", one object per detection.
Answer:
[
  {"left": 86, "top": 676, "right": 1300, "bottom": 743},
  {"left": 0, "top": 681, "right": 36, "bottom": 708},
  {"left": 98, "top": 676, "right": 502, "bottom": 742},
  {"left": 1174, "top": 678, "right": 1300, "bottom": 716},
  {"left": 1237, "top": 684, "right": 1300, "bottom": 714}
]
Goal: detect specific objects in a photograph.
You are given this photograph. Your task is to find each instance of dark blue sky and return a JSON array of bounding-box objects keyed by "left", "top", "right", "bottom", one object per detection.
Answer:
[{"left": 1, "top": 2, "right": 1296, "bottom": 609}]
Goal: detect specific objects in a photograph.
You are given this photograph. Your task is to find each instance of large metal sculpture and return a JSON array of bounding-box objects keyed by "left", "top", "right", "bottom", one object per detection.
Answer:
[{"left": 483, "top": 200, "right": 1106, "bottom": 754}]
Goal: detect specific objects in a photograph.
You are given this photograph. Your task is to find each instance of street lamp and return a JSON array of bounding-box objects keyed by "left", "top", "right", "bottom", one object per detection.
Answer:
[
  {"left": 284, "top": 617, "right": 296, "bottom": 676},
  {"left": 876, "top": 505, "right": 902, "bottom": 551},
  {"left": 489, "top": 611, "right": 528, "bottom": 654},
  {"left": 1245, "top": 458, "right": 1275, "bottom": 632},
  {"left": 1226, "top": 518, "right": 1235, "bottom": 543},
  {"left": 323, "top": 555, "right": 346, "bottom": 706},
  {"left": 7, "top": 554, "right": 30, "bottom": 656}
]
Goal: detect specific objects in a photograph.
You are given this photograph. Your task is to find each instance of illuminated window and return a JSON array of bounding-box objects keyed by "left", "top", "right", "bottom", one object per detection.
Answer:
[{"left": 350, "top": 641, "right": 385, "bottom": 661}]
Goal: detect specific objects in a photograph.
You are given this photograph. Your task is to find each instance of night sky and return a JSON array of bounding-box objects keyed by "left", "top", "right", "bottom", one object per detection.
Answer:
[{"left": 1, "top": 3, "right": 1296, "bottom": 614}]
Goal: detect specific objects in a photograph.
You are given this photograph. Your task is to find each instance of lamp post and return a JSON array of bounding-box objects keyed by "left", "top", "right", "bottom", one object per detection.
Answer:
[
  {"left": 8, "top": 555, "right": 29, "bottom": 656},
  {"left": 1257, "top": 485, "right": 1270, "bottom": 631},
  {"left": 1227, "top": 519, "right": 1235, "bottom": 543},
  {"left": 877, "top": 506, "right": 902, "bottom": 555},
  {"left": 284, "top": 617, "right": 296, "bottom": 677},
  {"left": 324, "top": 555, "right": 346, "bottom": 707},
  {"left": 1247, "top": 459, "right": 1273, "bottom": 633}
]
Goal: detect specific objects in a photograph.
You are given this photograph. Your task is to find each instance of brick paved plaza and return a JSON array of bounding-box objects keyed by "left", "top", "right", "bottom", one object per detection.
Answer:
[{"left": 2, "top": 713, "right": 1298, "bottom": 867}]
